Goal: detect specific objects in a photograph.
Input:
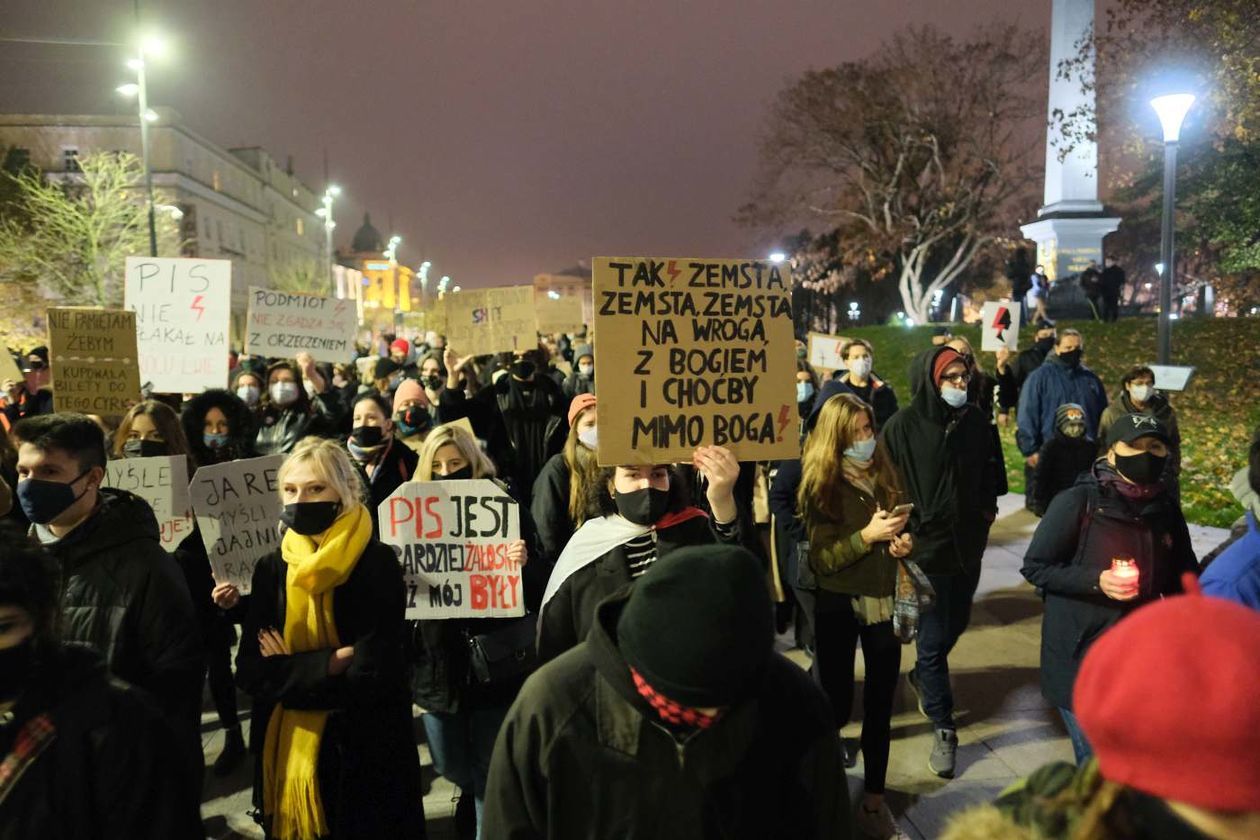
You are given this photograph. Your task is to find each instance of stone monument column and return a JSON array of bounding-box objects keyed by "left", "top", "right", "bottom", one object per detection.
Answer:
[{"left": 1021, "top": 0, "right": 1121, "bottom": 299}]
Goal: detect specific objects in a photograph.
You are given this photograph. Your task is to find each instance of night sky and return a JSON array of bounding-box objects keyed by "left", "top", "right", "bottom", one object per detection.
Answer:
[{"left": 3, "top": 0, "right": 1047, "bottom": 288}]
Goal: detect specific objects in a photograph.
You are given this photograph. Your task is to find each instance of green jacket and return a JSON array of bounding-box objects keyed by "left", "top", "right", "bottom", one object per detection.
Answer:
[{"left": 804, "top": 481, "right": 899, "bottom": 599}]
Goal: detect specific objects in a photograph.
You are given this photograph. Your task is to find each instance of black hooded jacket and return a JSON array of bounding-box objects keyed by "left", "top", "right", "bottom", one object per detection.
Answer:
[
  {"left": 472, "top": 374, "right": 567, "bottom": 504},
  {"left": 0, "top": 646, "right": 204, "bottom": 840},
  {"left": 484, "top": 592, "right": 850, "bottom": 840},
  {"left": 180, "top": 388, "right": 257, "bottom": 467},
  {"left": 879, "top": 347, "right": 1001, "bottom": 575}
]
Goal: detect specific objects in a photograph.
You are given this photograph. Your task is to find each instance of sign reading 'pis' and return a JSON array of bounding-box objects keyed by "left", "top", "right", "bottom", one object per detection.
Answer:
[{"left": 125, "top": 257, "right": 231, "bottom": 393}]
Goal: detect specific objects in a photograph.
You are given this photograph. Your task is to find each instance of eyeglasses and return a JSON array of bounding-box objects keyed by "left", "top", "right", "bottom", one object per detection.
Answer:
[{"left": 941, "top": 372, "right": 972, "bottom": 385}]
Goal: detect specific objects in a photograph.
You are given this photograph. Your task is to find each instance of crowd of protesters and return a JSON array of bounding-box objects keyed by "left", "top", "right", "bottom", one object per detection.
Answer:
[{"left": 1, "top": 313, "right": 1257, "bottom": 840}]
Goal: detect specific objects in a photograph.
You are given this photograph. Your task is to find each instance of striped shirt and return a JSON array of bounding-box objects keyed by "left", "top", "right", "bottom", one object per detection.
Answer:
[{"left": 624, "top": 519, "right": 738, "bottom": 579}]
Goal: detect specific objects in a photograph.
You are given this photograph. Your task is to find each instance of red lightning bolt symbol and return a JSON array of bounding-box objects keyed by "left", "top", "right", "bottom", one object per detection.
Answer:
[
  {"left": 776, "top": 403, "right": 791, "bottom": 442},
  {"left": 666, "top": 260, "right": 681, "bottom": 283},
  {"left": 190, "top": 295, "right": 205, "bottom": 321}
]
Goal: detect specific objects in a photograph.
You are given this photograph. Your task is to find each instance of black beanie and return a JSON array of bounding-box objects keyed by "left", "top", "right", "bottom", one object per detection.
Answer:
[{"left": 617, "top": 544, "right": 774, "bottom": 707}]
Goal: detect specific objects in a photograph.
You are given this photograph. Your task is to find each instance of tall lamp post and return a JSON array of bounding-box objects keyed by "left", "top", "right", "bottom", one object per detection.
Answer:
[
  {"left": 1150, "top": 92, "right": 1195, "bottom": 365},
  {"left": 116, "top": 34, "right": 166, "bottom": 257},
  {"left": 315, "top": 185, "right": 340, "bottom": 295}
]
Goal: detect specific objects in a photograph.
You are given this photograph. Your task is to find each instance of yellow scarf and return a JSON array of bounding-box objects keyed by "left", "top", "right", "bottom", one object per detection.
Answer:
[{"left": 262, "top": 503, "right": 372, "bottom": 840}]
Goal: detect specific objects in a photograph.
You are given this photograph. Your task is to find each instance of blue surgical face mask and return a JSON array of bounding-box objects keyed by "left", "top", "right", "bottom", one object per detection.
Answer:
[
  {"left": 844, "top": 437, "right": 877, "bottom": 463},
  {"left": 796, "top": 381, "right": 815, "bottom": 403},
  {"left": 204, "top": 432, "right": 230, "bottom": 449},
  {"left": 940, "top": 385, "right": 968, "bottom": 409}
]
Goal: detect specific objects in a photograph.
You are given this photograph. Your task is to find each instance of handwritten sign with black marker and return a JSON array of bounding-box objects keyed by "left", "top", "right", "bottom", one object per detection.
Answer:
[
  {"left": 244, "top": 287, "right": 357, "bottom": 364},
  {"left": 189, "top": 455, "right": 285, "bottom": 593},
  {"left": 592, "top": 257, "right": 797, "bottom": 465},
  {"left": 105, "top": 455, "right": 194, "bottom": 552},
  {"left": 47, "top": 307, "right": 142, "bottom": 415},
  {"left": 378, "top": 478, "right": 523, "bottom": 619},
  {"left": 125, "top": 257, "right": 231, "bottom": 393}
]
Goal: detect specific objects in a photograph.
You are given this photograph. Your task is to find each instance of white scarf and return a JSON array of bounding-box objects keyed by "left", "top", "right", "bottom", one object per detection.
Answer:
[{"left": 540, "top": 515, "right": 651, "bottom": 613}]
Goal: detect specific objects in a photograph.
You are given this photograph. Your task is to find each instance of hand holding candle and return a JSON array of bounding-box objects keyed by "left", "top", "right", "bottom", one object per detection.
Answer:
[{"left": 1100, "top": 556, "right": 1141, "bottom": 602}]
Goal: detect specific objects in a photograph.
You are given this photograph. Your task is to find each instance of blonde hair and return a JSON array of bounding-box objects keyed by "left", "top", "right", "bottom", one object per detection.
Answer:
[
  {"left": 413, "top": 423, "right": 496, "bottom": 481},
  {"left": 798, "top": 393, "right": 902, "bottom": 520},
  {"left": 277, "top": 437, "right": 365, "bottom": 508},
  {"left": 562, "top": 403, "right": 599, "bottom": 527}
]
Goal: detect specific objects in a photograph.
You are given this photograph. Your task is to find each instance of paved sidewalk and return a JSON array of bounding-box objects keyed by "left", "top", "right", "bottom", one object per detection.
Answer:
[{"left": 200, "top": 494, "right": 1228, "bottom": 839}]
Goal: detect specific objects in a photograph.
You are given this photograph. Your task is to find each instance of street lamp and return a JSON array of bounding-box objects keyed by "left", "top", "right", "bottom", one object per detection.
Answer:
[
  {"left": 116, "top": 33, "right": 167, "bottom": 257},
  {"left": 1150, "top": 92, "right": 1195, "bottom": 364},
  {"left": 315, "top": 185, "right": 340, "bottom": 295},
  {"left": 768, "top": 252, "right": 786, "bottom": 264}
]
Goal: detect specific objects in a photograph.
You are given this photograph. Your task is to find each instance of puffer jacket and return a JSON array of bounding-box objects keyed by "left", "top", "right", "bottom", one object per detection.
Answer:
[{"left": 253, "top": 388, "right": 344, "bottom": 456}]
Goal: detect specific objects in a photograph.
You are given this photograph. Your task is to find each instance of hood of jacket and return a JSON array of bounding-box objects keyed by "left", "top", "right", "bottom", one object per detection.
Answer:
[
  {"left": 908, "top": 346, "right": 963, "bottom": 426},
  {"left": 47, "top": 487, "right": 162, "bottom": 567},
  {"left": 181, "top": 388, "right": 256, "bottom": 465}
]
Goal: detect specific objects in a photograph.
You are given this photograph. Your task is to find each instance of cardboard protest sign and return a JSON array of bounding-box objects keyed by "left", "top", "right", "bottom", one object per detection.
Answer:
[
  {"left": 0, "top": 349, "right": 22, "bottom": 385},
  {"left": 189, "top": 455, "right": 285, "bottom": 593},
  {"left": 1147, "top": 364, "right": 1196, "bottom": 392},
  {"left": 444, "top": 286, "right": 538, "bottom": 356},
  {"left": 592, "top": 257, "right": 798, "bottom": 465},
  {"left": 105, "top": 455, "right": 193, "bottom": 552},
  {"left": 244, "top": 287, "right": 357, "bottom": 364},
  {"left": 535, "top": 293, "right": 585, "bottom": 335},
  {"left": 378, "top": 478, "right": 523, "bottom": 619},
  {"left": 47, "top": 307, "right": 142, "bottom": 415},
  {"left": 808, "top": 332, "right": 850, "bottom": 376},
  {"left": 125, "top": 257, "right": 231, "bottom": 393},
  {"left": 401, "top": 301, "right": 448, "bottom": 338},
  {"left": 981, "top": 301, "right": 1021, "bottom": 352}
]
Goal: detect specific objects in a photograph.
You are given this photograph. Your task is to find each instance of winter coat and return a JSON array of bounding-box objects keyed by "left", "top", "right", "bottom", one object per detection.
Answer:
[
  {"left": 436, "top": 387, "right": 515, "bottom": 478},
  {"left": 37, "top": 488, "right": 204, "bottom": 759},
  {"left": 995, "top": 341, "right": 1051, "bottom": 413},
  {"left": 769, "top": 459, "right": 808, "bottom": 592},
  {"left": 236, "top": 541, "right": 425, "bottom": 840},
  {"left": 1100, "top": 264, "right": 1126, "bottom": 295},
  {"left": 880, "top": 347, "right": 1001, "bottom": 575},
  {"left": 804, "top": 480, "right": 900, "bottom": 599},
  {"left": 1020, "top": 462, "right": 1197, "bottom": 709},
  {"left": 410, "top": 487, "right": 548, "bottom": 715},
  {"left": 483, "top": 592, "right": 851, "bottom": 840},
  {"left": 354, "top": 436, "right": 419, "bottom": 530},
  {"left": 537, "top": 514, "right": 742, "bottom": 664},
  {"left": 180, "top": 388, "right": 257, "bottom": 467},
  {"left": 562, "top": 371, "right": 595, "bottom": 400},
  {"left": 253, "top": 388, "right": 345, "bottom": 457},
  {"left": 531, "top": 452, "right": 576, "bottom": 565},
  {"left": 1, "top": 385, "right": 53, "bottom": 425},
  {"left": 1097, "top": 390, "right": 1182, "bottom": 478},
  {"left": 0, "top": 646, "right": 204, "bottom": 840},
  {"left": 941, "top": 759, "right": 1210, "bottom": 840},
  {"left": 820, "top": 374, "right": 899, "bottom": 430},
  {"left": 473, "top": 374, "right": 567, "bottom": 504},
  {"left": 1199, "top": 511, "right": 1260, "bottom": 610},
  {"left": 1030, "top": 436, "right": 1098, "bottom": 516},
  {"left": 1015, "top": 354, "right": 1108, "bottom": 455}
]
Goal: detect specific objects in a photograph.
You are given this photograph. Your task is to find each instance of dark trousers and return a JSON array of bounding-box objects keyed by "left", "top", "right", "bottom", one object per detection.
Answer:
[
  {"left": 207, "top": 619, "right": 240, "bottom": 730},
  {"left": 913, "top": 561, "right": 983, "bottom": 728},
  {"left": 813, "top": 598, "right": 902, "bottom": 794},
  {"left": 1101, "top": 292, "right": 1120, "bottom": 322}
]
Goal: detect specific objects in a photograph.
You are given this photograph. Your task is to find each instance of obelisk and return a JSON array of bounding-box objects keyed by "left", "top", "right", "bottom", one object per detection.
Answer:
[{"left": 1021, "top": 0, "right": 1121, "bottom": 290}]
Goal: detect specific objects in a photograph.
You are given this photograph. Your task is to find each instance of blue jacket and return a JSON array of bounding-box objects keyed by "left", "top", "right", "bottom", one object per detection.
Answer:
[
  {"left": 1200, "top": 512, "right": 1260, "bottom": 610},
  {"left": 1016, "top": 354, "right": 1108, "bottom": 455}
]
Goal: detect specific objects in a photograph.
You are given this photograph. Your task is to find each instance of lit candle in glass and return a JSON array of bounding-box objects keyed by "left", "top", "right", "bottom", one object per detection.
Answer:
[{"left": 1111, "top": 557, "right": 1139, "bottom": 588}]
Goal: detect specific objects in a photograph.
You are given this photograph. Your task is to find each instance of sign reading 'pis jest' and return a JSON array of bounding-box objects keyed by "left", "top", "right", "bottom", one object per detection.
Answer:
[
  {"left": 125, "top": 257, "right": 231, "bottom": 393},
  {"left": 378, "top": 478, "right": 523, "bottom": 620},
  {"left": 592, "top": 257, "right": 798, "bottom": 465},
  {"left": 244, "top": 287, "right": 358, "bottom": 364}
]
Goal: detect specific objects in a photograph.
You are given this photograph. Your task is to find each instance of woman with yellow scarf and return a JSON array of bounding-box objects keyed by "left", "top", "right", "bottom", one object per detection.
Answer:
[{"left": 236, "top": 437, "right": 425, "bottom": 840}]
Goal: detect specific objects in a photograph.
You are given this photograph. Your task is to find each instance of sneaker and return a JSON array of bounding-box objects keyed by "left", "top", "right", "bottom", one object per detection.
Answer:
[
  {"left": 854, "top": 800, "right": 903, "bottom": 839},
  {"left": 212, "top": 726, "right": 246, "bottom": 777},
  {"left": 906, "top": 669, "right": 928, "bottom": 719},
  {"left": 929, "top": 728, "right": 958, "bottom": 779}
]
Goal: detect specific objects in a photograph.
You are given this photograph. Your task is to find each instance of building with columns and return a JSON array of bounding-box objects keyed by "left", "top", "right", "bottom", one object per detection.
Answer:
[{"left": 0, "top": 110, "right": 325, "bottom": 316}]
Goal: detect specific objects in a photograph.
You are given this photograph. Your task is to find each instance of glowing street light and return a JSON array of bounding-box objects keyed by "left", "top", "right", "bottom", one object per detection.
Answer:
[
  {"left": 768, "top": 252, "right": 786, "bottom": 264},
  {"left": 117, "top": 31, "right": 171, "bottom": 256},
  {"left": 1150, "top": 91, "right": 1196, "bottom": 363}
]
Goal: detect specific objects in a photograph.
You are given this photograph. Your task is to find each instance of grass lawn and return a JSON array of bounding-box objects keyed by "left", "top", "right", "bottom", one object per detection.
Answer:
[{"left": 835, "top": 316, "right": 1260, "bottom": 528}]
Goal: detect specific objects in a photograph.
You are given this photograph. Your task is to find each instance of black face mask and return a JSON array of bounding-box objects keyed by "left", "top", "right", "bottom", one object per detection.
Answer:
[
  {"left": 436, "top": 465, "right": 474, "bottom": 481},
  {"left": 0, "top": 639, "right": 35, "bottom": 702},
  {"left": 1114, "top": 451, "right": 1167, "bottom": 485},
  {"left": 510, "top": 360, "right": 536, "bottom": 380},
  {"left": 615, "top": 487, "right": 670, "bottom": 526},
  {"left": 122, "top": 438, "right": 169, "bottom": 459},
  {"left": 1035, "top": 336, "right": 1055, "bottom": 353},
  {"left": 350, "top": 425, "right": 385, "bottom": 447},
  {"left": 280, "top": 501, "right": 341, "bottom": 536},
  {"left": 422, "top": 375, "right": 444, "bottom": 391},
  {"left": 1059, "top": 349, "right": 1082, "bottom": 368}
]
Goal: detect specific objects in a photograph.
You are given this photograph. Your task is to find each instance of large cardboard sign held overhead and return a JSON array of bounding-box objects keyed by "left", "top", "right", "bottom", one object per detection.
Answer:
[
  {"left": 592, "top": 257, "right": 798, "bottom": 465},
  {"left": 980, "top": 301, "right": 1022, "bottom": 352},
  {"left": 378, "top": 478, "right": 523, "bottom": 619},
  {"left": 125, "top": 257, "right": 231, "bottom": 392},
  {"left": 244, "top": 287, "right": 358, "bottom": 363},
  {"left": 47, "top": 307, "right": 142, "bottom": 415},
  {"left": 535, "top": 293, "right": 585, "bottom": 335},
  {"left": 189, "top": 455, "right": 285, "bottom": 593},
  {"left": 105, "top": 455, "right": 194, "bottom": 552},
  {"left": 443, "top": 286, "right": 538, "bottom": 356},
  {"left": 808, "top": 332, "right": 851, "bottom": 377}
]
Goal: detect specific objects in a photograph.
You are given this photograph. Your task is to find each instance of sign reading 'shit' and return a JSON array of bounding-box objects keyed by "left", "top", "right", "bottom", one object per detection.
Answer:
[{"left": 592, "top": 257, "right": 797, "bottom": 465}]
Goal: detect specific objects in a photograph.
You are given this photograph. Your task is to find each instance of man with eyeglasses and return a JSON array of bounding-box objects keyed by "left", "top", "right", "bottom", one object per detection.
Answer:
[
  {"left": 2, "top": 346, "right": 54, "bottom": 426},
  {"left": 1015, "top": 329, "right": 1108, "bottom": 475},
  {"left": 881, "top": 346, "right": 1003, "bottom": 779}
]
